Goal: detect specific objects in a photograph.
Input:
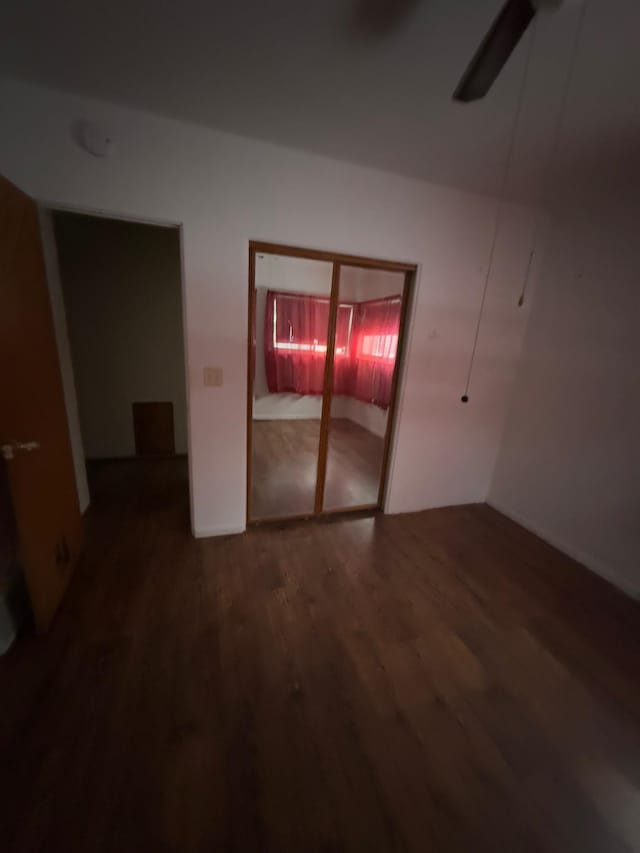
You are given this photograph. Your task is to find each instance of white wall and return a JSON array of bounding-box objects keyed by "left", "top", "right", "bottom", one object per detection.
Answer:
[
  {"left": 53, "top": 211, "right": 188, "bottom": 458},
  {"left": 39, "top": 209, "right": 91, "bottom": 512},
  {"left": 0, "top": 78, "right": 536, "bottom": 536},
  {"left": 338, "top": 266, "right": 404, "bottom": 302},
  {"left": 332, "top": 397, "right": 388, "bottom": 439},
  {"left": 489, "top": 196, "right": 640, "bottom": 599}
]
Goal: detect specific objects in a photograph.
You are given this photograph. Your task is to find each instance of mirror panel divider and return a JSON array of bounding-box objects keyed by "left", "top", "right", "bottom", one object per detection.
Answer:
[{"left": 314, "top": 262, "right": 341, "bottom": 514}]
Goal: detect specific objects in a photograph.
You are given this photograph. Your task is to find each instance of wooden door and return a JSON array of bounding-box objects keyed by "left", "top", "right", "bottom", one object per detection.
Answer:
[
  {"left": 132, "top": 401, "right": 176, "bottom": 456},
  {"left": 0, "top": 175, "right": 82, "bottom": 633}
]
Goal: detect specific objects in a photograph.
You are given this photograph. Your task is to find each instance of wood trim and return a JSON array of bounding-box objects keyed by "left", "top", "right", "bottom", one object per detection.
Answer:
[
  {"left": 86, "top": 454, "right": 187, "bottom": 463},
  {"left": 314, "top": 262, "right": 341, "bottom": 514},
  {"left": 250, "top": 506, "right": 379, "bottom": 527},
  {"left": 249, "top": 512, "right": 315, "bottom": 527},
  {"left": 246, "top": 246, "right": 257, "bottom": 525},
  {"left": 377, "top": 269, "right": 415, "bottom": 508},
  {"left": 249, "top": 241, "right": 417, "bottom": 274},
  {"left": 320, "top": 504, "right": 378, "bottom": 516},
  {"left": 246, "top": 244, "right": 415, "bottom": 526}
]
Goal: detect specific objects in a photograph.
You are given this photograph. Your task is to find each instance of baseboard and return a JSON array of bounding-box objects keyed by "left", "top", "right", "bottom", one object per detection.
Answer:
[
  {"left": 486, "top": 498, "right": 640, "bottom": 601},
  {"left": 193, "top": 523, "right": 245, "bottom": 539},
  {"left": 86, "top": 453, "right": 188, "bottom": 461},
  {"left": 252, "top": 414, "right": 321, "bottom": 421}
]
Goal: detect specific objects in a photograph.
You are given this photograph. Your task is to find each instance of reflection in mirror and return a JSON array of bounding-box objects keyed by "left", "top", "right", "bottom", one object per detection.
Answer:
[
  {"left": 323, "top": 266, "right": 405, "bottom": 511},
  {"left": 250, "top": 253, "right": 332, "bottom": 519}
]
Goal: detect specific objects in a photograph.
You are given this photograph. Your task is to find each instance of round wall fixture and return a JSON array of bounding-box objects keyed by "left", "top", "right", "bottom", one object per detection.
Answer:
[{"left": 76, "top": 120, "right": 114, "bottom": 158}]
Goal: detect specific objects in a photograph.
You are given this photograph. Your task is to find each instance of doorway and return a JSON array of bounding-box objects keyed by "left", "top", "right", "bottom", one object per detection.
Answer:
[
  {"left": 247, "top": 242, "right": 415, "bottom": 523},
  {"left": 45, "top": 208, "right": 190, "bottom": 519}
]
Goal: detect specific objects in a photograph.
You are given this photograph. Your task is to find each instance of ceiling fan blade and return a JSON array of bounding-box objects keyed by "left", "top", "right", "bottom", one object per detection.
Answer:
[{"left": 454, "top": 0, "right": 537, "bottom": 102}]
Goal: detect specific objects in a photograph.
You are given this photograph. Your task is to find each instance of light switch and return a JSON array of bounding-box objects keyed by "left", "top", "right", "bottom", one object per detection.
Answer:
[{"left": 203, "top": 366, "right": 223, "bottom": 387}]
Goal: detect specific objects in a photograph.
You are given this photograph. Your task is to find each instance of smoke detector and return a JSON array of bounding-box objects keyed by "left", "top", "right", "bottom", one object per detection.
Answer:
[{"left": 76, "top": 120, "right": 114, "bottom": 158}]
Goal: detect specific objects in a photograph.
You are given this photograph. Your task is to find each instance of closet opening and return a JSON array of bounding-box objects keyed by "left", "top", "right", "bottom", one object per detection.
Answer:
[{"left": 246, "top": 242, "right": 415, "bottom": 524}]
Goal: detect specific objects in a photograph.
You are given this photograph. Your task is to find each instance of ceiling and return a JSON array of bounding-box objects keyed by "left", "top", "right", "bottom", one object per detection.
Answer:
[{"left": 2, "top": 0, "right": 639, "bottom": 201}]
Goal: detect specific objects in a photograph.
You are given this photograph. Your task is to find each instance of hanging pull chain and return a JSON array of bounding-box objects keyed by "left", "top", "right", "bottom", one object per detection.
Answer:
[
  {"left": 516, "top": 0, "right": 589, "bottom": 310},
  {"left": 462, "top": 19, "right": 537, "bottom": 403},
  {"left": 462, "top": 1, "right": 589, "bottom": 402},
  {"left": 518, "top": 249, "right": 535, "bottom": 307}
]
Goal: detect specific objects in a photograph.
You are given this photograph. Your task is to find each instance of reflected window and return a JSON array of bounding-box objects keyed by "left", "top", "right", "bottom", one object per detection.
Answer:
[{"left": 266, "top": 290, "right": 400, "bottom": 409}]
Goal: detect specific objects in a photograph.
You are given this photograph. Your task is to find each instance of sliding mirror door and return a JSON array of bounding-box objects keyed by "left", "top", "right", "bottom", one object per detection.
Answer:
[
  {"left": 249, "top": 252, "right": 333, "bottom": 520},
  {"left": 323, "top": 266, "right": 406, "bottom": 511}
]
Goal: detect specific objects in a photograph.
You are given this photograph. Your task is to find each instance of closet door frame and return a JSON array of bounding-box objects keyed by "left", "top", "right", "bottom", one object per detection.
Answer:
[{"left": 246, "top": 241, "right": 416, "bottom": 526}]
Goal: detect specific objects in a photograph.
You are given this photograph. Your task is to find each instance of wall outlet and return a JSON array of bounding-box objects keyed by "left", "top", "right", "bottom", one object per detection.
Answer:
[{"left": 203, "top": 366, "right": 223, "bottom": 387}]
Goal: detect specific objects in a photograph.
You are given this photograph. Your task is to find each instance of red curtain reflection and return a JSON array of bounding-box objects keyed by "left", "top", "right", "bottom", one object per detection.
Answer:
[
  {"left": 264, "top": 291, "right": 329, "bottom": 395},
  {"left": 265, "top": 290, "right": 401, "bottom": 408},
  {"left": 349, "top": 297, "right": 401, "bottom": 408}
]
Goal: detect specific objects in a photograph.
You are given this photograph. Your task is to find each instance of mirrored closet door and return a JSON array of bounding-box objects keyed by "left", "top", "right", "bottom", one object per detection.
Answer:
[
  {"left": 247, "top": 243, "right": 413, "bottom": 524},
  {"left": 323, "top": 266, "right": 405, "bottom": 512},
  {"left": 249, "top": 252, "right": 333, "bottom": 520}
]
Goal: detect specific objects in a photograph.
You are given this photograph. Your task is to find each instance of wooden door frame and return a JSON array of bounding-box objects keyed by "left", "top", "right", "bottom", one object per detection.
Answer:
[
  {"left": 377, "top": 269, "right": 414, "bottom": 509},
  {"left": 247, "top": 241, "right": 416, "bottom": 526}
]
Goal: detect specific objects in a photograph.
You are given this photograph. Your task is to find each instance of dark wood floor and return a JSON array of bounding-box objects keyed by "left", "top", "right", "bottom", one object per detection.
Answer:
[
  {"left": 250, "top": 418, "right": 384, "bottom": 519},
  {"left": 1, "top": 457, "right": 640, "bottom": 853},
  {"left": 324, "top": 418, "right": 384, "bottom": 510}
]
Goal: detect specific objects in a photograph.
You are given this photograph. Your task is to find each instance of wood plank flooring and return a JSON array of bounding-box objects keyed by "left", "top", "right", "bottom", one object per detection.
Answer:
[
  {"left": 250, "top": 418, "right": 384, "bottom": 519},
  {"left": 324, "top": 417, "right": 384, "bottom": 510},
  {"left": 1, "top": 457, "right": 640, "bottom": 853}
]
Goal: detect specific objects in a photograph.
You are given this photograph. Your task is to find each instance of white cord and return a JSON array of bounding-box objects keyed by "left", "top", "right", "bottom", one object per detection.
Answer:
[
  {"left": 517, "top": 0, "right": 590, "bottom": 307},
  {"left": 462, "top": 20, "right": 538, "bottom": 401}
]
